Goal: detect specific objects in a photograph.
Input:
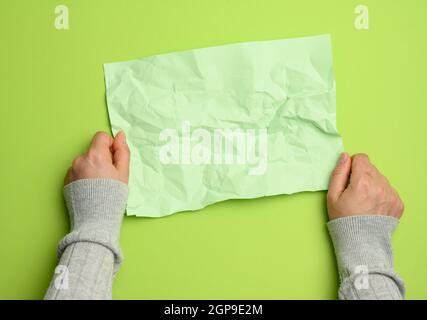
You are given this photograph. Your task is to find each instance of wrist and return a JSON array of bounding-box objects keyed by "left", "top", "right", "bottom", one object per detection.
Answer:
[
  {"left": 327, "top": 215, "right": 399, "bottom": 278},
  {"left": 59, "top": 178, "right": 128, "bottom": 270},
  {"left": 64, "top": 178, "right": 128, "bottom": 236}
]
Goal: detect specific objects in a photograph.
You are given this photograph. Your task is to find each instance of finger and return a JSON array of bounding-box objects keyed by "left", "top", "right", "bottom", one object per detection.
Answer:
[
  {"left": 112, "top": 131, "right": 130, "bottom": 177},
  {"left": 89, "top": 131, "right": 114, "bottom": 159},
  {"left": 350, "top": 153, "right": 381, "bottom": 187},
  {"left": 349, "top": 153, "right": 374, "bottom": 182},
  {"left": 328, "top": 152, "right": 352, "bottom": 201}
]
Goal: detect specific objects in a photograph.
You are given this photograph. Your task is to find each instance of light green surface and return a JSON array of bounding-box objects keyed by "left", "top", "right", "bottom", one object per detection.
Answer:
[
  {"left": 0, "top": 0, "right": 426, "bottom": 299},
  {"left": 105, "top": 35, "right": 343, "bottom": 217}
]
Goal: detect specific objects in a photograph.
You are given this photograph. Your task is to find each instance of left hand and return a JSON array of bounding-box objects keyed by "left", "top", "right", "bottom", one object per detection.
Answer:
[{"left": 65, "top": 131, "right": 130, "bottom": 185}]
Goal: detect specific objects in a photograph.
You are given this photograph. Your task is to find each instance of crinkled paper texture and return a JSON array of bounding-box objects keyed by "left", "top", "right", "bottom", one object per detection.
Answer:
[{"left": 104, "top": 34, "right": 343, "bottom": 217}]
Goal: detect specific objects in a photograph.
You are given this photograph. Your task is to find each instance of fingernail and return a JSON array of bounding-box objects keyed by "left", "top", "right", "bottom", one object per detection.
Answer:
[
  {"left": 121, "top": 131, "right": 127, "bottom": 145},
  {"left": 339, "top": 152, "right": 348, "bottom": 164}
]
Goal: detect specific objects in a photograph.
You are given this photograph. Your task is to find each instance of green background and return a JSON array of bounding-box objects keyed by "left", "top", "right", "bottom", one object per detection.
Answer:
[{"left": 0, "top": 0, "right": 426, "bottom": 299}]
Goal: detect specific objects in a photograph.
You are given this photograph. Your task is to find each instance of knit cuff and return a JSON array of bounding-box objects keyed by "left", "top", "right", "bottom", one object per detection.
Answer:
[
  {"left": 58, "top": 179, "right": 128, "bottom": 271},
  {"left": 327, "top": 215, "right": 399, "bottom": 280}
]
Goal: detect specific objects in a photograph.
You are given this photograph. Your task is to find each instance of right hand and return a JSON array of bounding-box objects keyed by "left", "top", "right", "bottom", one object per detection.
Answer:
[{"left": 327, "top": 153, "right": 404, "bottom": 221}]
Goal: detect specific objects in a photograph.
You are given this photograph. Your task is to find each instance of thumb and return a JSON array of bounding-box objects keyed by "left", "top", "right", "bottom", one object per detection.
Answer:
[
  {"left": 328, "top": 152, "right": 351, "bottom": 201},
  {"left": 112, "top": 131, "right": 130, "bottom": 180}
]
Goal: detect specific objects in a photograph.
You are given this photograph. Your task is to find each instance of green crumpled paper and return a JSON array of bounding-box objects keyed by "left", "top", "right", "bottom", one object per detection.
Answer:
[{"left": 104, "top": 34, "right": 343, "bottom": 217}]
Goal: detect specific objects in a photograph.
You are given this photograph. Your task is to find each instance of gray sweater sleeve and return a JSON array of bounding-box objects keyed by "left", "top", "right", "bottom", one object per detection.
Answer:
[
  {"left": 44, "top": 179, "right": 128, "bottom": 300},
  {"left": 327, "top": 215, "right": 405, "bottom": 300},
  {"left": 45, "top": 179, "right": 404, "bottom": 300}
]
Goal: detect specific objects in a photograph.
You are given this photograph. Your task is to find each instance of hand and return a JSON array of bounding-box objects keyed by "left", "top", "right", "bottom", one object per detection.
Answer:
[
  {"left": 327, "top": 153, "right": 404, "bottom": 220},
  {"left": 65, "top": 131, "right": 130, "bottom": 185}
]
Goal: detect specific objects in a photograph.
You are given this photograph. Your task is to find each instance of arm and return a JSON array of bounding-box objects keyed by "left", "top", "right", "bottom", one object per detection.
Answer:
[
  {"left": 45, "top": 131, "right": 130, "bottom": 300},
  {"left": 326, "top": 153, "right": 405, "bottom": 300}
]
